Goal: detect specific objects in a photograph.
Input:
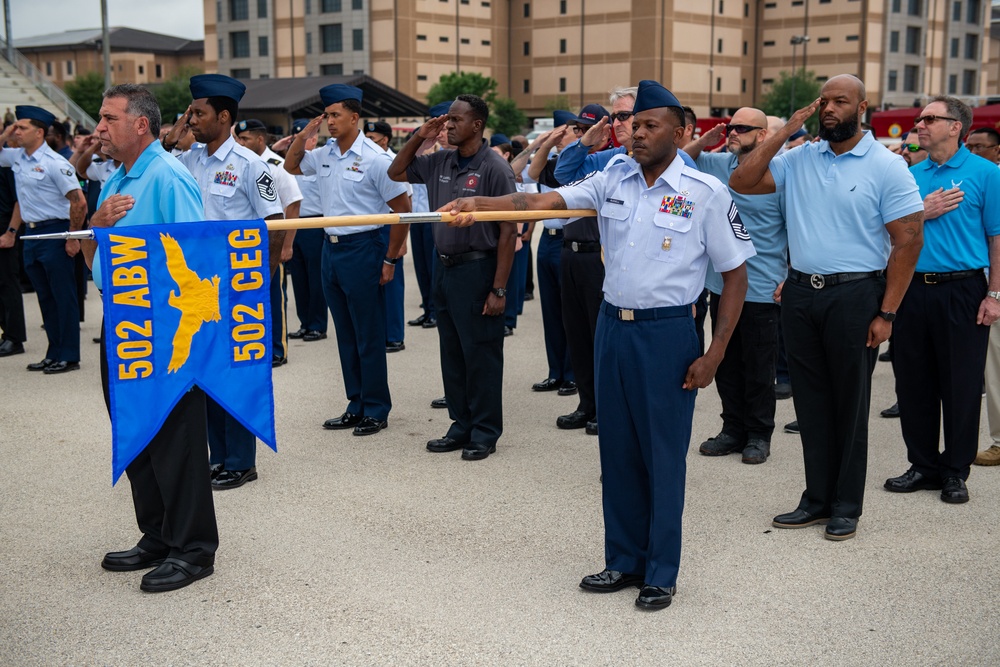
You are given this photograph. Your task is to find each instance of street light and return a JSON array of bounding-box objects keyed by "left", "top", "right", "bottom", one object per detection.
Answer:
[{"left": 789, "top": 35, "right": 810, "bottom": 117}]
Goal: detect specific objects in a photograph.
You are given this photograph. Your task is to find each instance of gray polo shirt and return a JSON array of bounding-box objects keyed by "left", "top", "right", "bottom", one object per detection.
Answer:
[{"left": 406, "top": 139, "right": 517, "bottom": 255}]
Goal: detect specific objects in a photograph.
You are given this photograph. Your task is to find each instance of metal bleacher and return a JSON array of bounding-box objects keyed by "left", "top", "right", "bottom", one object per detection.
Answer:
[{"left": 0, "top": 40, "right": 96, "bottom": 129}]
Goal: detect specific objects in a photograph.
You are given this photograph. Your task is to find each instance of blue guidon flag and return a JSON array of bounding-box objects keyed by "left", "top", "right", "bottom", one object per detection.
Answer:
[{"left": 92, "top": 220, "right": 278, "bottom": 483}]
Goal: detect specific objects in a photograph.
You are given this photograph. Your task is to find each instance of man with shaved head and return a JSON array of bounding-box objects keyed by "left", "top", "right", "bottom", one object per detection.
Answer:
[
  {"left": 731, "top": 74, "right": 925, "bottom": 541},
  {"left": 685, "top": 107, "right": 787, "bottom": 465}
]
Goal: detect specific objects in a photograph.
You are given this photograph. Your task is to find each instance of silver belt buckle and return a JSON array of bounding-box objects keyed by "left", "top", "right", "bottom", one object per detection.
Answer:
[
  {"left": 810, "top": 274, "right": 825, "bottom": 289},
  {"left": 28, "top": 222, "right": 37, "bottom": 229},
  {"left": 328, "top": 235, "right": 339, "bottom": 244},
  {"left": 547, "top": 228, "right": 557, "bottom": 236},
  {"left": 571, "top": 241, "right": 580, "bottom": 252},
  {"left": 619, "top": 309, "right": 634, "bottom": 321}
]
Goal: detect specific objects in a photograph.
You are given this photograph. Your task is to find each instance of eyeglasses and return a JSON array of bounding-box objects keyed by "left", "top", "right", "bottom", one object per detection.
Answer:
[
  {"left": 967, "top": 143, "right": 999, "bottom": 151},
  {"left": 571, "top": 126, "right": 584, "bottom": 134},
  {"left": 611, "top": 112, "right": 633, "bottom": 123},
  {"left": 725, "top": 124, "right": 764, "bottom": 135},
  {"left": 905, "top": 143, "right": 924, "bottom": 153},
  {"left": 914, "top": 115, "right": 959, "bottom": 125}
]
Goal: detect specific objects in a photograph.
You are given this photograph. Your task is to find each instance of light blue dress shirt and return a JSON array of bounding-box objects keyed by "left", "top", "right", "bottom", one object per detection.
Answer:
[
  {"left": 559, "top": 153, "right": 756, "bottom": 309},
  {"left": 91, "top": 140, "right": 203, "bottom": 290},
  {"left": 0, "top": 143, "right": 81, "bottom": 222},
  {"left": 176, "top": 136, "right": 283, "bottom": 221},
  {"left": 911, "top": 146, "right": 1000, "bottom": 273},
  {"left": 769, "top": 132, "right": 923, "bottom": 274}
]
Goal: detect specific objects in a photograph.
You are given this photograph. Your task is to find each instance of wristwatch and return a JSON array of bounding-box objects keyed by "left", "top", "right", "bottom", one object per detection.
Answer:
[
  {"left": 383, "top": 256, "right": 399, "bottom": 266},
  {"left": 491, "top": 287, "right": 507, "bottom": 298},
  {"left": 4, "top": 226, "right": 14, "bottom": 235},
  {"left": 988, "top": 291, "right": 1000, "bottom": 302},
  {"left": 878, "top": 310, "right": 896, "bottom": 322}
]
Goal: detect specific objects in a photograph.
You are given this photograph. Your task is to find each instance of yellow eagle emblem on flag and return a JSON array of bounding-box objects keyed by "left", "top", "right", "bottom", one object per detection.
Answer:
[{"left": 160, "top": 233, "right": 221, "bottom": 373}]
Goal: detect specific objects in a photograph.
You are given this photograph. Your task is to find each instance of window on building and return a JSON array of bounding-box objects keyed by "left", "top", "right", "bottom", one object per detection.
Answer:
[
  {"left": 891, "top": 0, "right": 900, "bottom": 11},
  {"left": 889, "top": 31, "right": 899, "bottom": 52},
  {"left": 321, "top": 24, "right": 343, "bottom": 52},
  {"left": 716, "top": 77, "right": 721, "bottom": 92},
  {"left": 305, "top": 0, "right": 311, "bottom": 12},
  {"left": 260, "top": 73, "right": 269, "bottom": 79},
  {"left": 744, "top": 2, "right": 749, "bottom": 17},
  {"left": 460, "top": 0, "right": 469, "bottom": 4},
  {"left": 763, "top": 40, "right": 775, "bottom": 46},
  {"left": 888, "top": 70, "right": 898, "bottom": 91},
  {"left": 951, "top": 37, "right": 960, "bottom": 57},
  {"left": 353, "top": 69, "right": 363, "bottom": 75},
  {"left": 417, "top": 74, "right": 427, "bottom": 81},
  {"left": 742, "top": 40, "right": 747, "bottom": 55},
  {"left": 559, "top": 77, "right": 566, "bottom": 92},
  {"left": 717, "top": 38, "right": 723, "bottom": 53},
  {"left": 230, "top": 0, "right": 249, "bottom": 20},
  {"left": 321, "top": 0, "right": 341, "bottom": 11},
  {"left": 559, "top": 0, "right": 566, "bottom": 13},
  {"left": 907, "top": 0, "right": 921, "bottom": 15},
  {"left": 948, "top": 73, "right": 957, "bottom": 93},
  {"left": 460, "top": 37, "right": 470, "bottom": 44},
  {"left": 259, "top": 35, "right": 269, "bottom": 56},
  {"left": 66, "top": 60, "right": 73, "bottom": 75},
  {"left": 137, "top": 65, "right": 143, "bottom": 75},
  {"left": 762, "top": 78, "right": 774, "bottom": 85},
  {"left": 523, "top": 79, "right": 530, "bottom": 93},
  {"left": 231, "top": 68, "right": 250, "bottom": 78},
  {"left": 846, "top": 34, "right": 859, "bottom": 41},
  {"left": 482, "top": 39, "right": 491, "bottom": 45},
  {"left": 439, "top": 36, "right": 449, "bottom": 42},
  {"left": 817, "top": 36, "right": 830, "bottom": 43},
  {"left": 962, "top": 69, "right": 976, "bottom": 94},
  {"left": 905, "top": 26, "right": 920, "bottom": 54},
  {"left": 967, "top": 0, "right": 980, "bottom": 24},
  {"left": 353, "top": 29, "right": 364, "bottom": 50},
  {"left": 321, "top": 63, "right": 344, "bottom": 75},
  {"left": 523, "top": 3, "right": 530, "bottom": 17},
  {"left": 231, "top": 31, "right": 250, "bottom": 58},
  {"left": 559, "top": 38, "right": 567, "bottom": 53},
  {"left": 258, "top": 0, "right": 267, "bottom": 17},
  {"left": 763, "top": 2, "right": 776, "bottom": 7},
  {"left": 482, "top": 1, "right": 490, "bottom": 5},
  {"left": 953, "top": 1, "right": 962, "bottom": 21},
  {"left": 352, "top": 0, "right": 362, "bottom": 8},
  {"left": 818, "top": 0, "right": 831, "bottom": 3},
  {"left": 523, "top": 41, "right": 530, "bottom": 56},
  {"left": 741, "top": 78, "right": 746, "bottom": 93},
  {"left": 964, "top": 34, "right": 978, "bottom": 60},
  {"left": 792, "top": 0, "right": 803, "bottom": 5},
  {"left": 719, "top": 0, "right": 723, "bottom": 11},
  {"left": 217, "top": 0, "right": 222, "bottom": 21},
  {"left": 417, "top": 34, "right": 427, "bottom": 40},
  {"left": 306, "top": 32, "right": 313, "bottom": 53},
  {"left": 218, "top": 38, "right": 224, "bottom": 59},
  {"left": 903, "top": 64, "right": 919, "bottom": 91},
  {"left": 155, "top": 64, "right": 162, "bottom": 78}
]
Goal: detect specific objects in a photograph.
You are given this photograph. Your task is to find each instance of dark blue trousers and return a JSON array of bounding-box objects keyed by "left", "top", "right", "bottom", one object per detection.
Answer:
[
  {"left": 270, "top": 264, "right": 287, "bottom": 360},
  {"left": 207, "top": 397, "right": 257, "bottom": 471},
  {"left": 536, "top": 230, "right": 572, "bottom": 382},
  {"left": 504, "top": 243, "right": 529, "bottom": 328},
  {"left": 409, "top": 223, "right": 436, "bottom": 319},
  {"left": 322, "top": 230, "right": 391, "bottom": 421},
  {"left": 381, "top": 226, "right": 405, "bottom": 343},
  {"left": 287, "top": 226, "right": 328, "bottom": 333},
  {"left": 595, "top": 302, "right": 698, "bottom": 588},
  {"left": 23, "top": 220, "right": 79, "bottom": 362}
]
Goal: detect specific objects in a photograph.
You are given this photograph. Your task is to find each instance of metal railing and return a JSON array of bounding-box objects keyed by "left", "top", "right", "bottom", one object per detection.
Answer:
[{"left": 0, "top": 38, "right": 97, "bottom": 130}]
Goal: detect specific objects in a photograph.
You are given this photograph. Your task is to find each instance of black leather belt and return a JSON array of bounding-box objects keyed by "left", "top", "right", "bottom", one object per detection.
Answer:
[
  {"left": 788, "top": 268, "right": 883, "bottom": 290},
  {"left": 600, "top": 301, "right": 691, "bottom": 322},
  {"left": 564, "top": 240, "right": 601, "bottom": 253},
  {"left": 438, "top": 249, "right": 495, "bottom": 268},
  {"left": 327, "top": 229, "right": 380, "bottom": 244},
  {"left": 914, "top": 269, "right": 983, "bottom": 285},
  {"left": 24, "top": 218, "right": 68, "bottom": 231}
]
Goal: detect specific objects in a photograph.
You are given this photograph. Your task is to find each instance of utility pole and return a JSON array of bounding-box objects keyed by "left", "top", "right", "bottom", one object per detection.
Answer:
[
  {"left": 101, "top": 0, "right": 112, "bottom": 88},
  {"left": 3, "top": 0, "right": 12, "bottom": 62}
]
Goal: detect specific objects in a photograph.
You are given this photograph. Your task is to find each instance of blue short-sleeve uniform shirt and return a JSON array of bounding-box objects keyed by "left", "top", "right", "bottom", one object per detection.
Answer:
[
  {"left": 0, "top": 143, "right": 81, "bottom": 222},
  {"left": 176, "top": 136, "right": 283, "bottom": 221}
]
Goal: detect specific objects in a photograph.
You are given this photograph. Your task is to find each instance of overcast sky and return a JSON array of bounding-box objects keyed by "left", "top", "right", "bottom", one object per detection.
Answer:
[{"left": 6, "top": 0, "right": 205, "bottom": 41}]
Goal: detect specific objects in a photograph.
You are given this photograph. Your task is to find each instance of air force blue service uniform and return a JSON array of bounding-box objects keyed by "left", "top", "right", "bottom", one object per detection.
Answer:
[
  {"left": 894, "top": 147, "right": 1000, "bottom": 483},
  {"left": 298, "top": 84, "right": 409, "bottom": 428},
  {"left": 769, "top": 131, "right": 923, "bottom": 520},
  {"left": 179, "top": 75, "right": 283, "bottom": 479},
  {"left": 560, "top": 82, "right": 755, "bottom": 592},
  {"left": 0, "top": 106, "right": 83, "bottom": 367}
]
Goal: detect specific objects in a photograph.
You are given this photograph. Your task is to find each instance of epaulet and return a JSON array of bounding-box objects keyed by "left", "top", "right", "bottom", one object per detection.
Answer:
[{"left": 267, "top": 157, "right": 282, "bottom": 166}]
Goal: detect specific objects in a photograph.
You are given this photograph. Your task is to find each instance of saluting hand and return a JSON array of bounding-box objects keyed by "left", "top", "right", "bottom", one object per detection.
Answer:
[
  {"left": 301, "top": 115, "right": 325, "bottom": 141},
  {"left": 698, "top": 122, "right": 727, "bottom": 147},
  {"left": 90, "top": 194, "right": 134, "bottom": 229},
  {"left": 580, "top": 117, "right": 610, "bottom": 149},
  {"left": 787, "top": 98, "right": 821, "bottom": 135},
  {"left": 417, "top": 115, "right": 448, "bottom": 140},
  {"left": 0, "top": 123, "right": 15, "bottom": 146}
]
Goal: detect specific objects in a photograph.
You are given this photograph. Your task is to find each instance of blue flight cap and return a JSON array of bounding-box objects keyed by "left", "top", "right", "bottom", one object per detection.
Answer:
[
  {"left": 552, "top": 109, "right": 576, "bottom": 127},
  {"left": 789, "top": 127, "right": 808, "bottom": 140},
  {"left": 429, "top": 101, "right": 453, "bottom": 117},
  {"left": 490, "top": 133, "right": 510, "bottom": 147},
  {"left": 189, "top": 73, "right": 246, "bottom": 102},
  {"left": 632, "top": 80, "right": 683, "bottom": 114},
  {"left": 235, "top": 119, "right": 267, "bottom": 133},
  {"left": 574, "top": 103, "right": 609, "bottom": 126},
  {"left": 291, "top": 118, "right": 310, "bottom": 134},
  {"left": 15, "top": 105, "right": 55, "bottom": 128},
  {"left": 319, "top": 84, "right": 362, "bottom": 106}
]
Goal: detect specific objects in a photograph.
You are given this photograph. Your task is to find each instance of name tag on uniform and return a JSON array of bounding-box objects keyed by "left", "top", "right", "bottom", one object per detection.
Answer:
[{"left": 660, "top": 195, "right": 694, "bottom": 218}]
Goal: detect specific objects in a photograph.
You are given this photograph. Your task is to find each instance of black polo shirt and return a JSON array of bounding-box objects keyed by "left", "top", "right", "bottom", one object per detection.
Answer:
[
  {"left": 406, "top": 139, "right": 517, "bottom": 255},
  {"left": 537, "top": 155, "right": 600, "bottom": 244}
]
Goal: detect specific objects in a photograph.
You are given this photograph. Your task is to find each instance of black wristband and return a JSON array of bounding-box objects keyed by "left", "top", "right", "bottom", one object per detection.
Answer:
[{"left": 383, "top": 257, "right": 398, "bottom": 266}]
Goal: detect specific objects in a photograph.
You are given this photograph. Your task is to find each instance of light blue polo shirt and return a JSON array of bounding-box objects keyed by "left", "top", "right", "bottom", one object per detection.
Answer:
[
  {"left": 911, "top": 146, "right": 1000, "bottom": 273},
  {"left": 769, "top": 132, "right": 923, "bottom": 274},
  {"left": 698, "top": 152, "right": 787, "bottom": 303},
  {"left": 92, "top": 140, "right": 203, "bottom": 290}
]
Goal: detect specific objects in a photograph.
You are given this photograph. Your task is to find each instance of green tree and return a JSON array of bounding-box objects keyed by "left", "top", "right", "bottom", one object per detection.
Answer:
[
  {"left": 487, "top": 96, "right": 527, "bottom": 137},
  {"left": 759, "top": 69, "right": 822, "bottom": 134},
  {"left": 63, "top": 71, "right": 106, "bottom": 119},
  {"left": 543, "top": 95, "right": 574, "bottom": 115},
  {"left": 427, "top": 72, "right": 497, "bottom": 105},
  {"left": 154, "top": 66, "right": 203, "bottom": 121}
]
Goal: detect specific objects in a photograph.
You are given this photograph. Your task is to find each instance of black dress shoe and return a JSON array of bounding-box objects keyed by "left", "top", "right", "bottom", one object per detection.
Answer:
[
  {"left": 385, "top": 341, "right": 405, "bottom": 353},
  {"left": 43, "top": 361, "right": 80, "bottom": 374},
  {"left": 941, "top": 476, "right": 969, "bottom": 504},
  {"left": 824, "top": 516, "right": 858, "bottom": 541},
  {"left": 0, "top": 339, "right": 24, "bottom": 356},
  {"left": 140, "top": 558, "right": 214, "bottom": 593},
  {"left": 884, "top": 469, "right": 942, "bottom": 493},
  {"left": 92, "top": 336, "right": 102, "bottom": 344},
  {"left": 504, "top": 326, "right": 514, "bottom": 337},
  {"left": 209, "top": 463, "right": 224, "bottom": 480},
  {"left": 557, "top": 381, "right": 578, "bottom": 396},
  {"left": 557, "top": 410, "right": 592, "bottom": 430},
  {"left": 272, "top": 355, "right": 287, "bottom": 368},
  {"left": 101, "top": 545, "right": 168, "bottom": 572},
  {"left": 288, "top": 327, "right": 307, "bottom": 339},
  {"left": 532, "top": 377, "right": 560, "bottom": 392},
  {"left": 636, "top": 584, "right": 677, "bottom": 610},
  {"left": 212, "top": 467, "right": 257, "bottom": 490},
  {"left": 427, "top": 436, "right": 466, "bottom": 453},
  {"left": 353, "top": 416, "right": 387, "bottom": 436},
  {"left": 774, "top": 382, "right": 792, "bottom": 400},
  {"left": 699, "top": 432, "right": 743, "bottom": 456},
  {"left": 579, "top": 568, "right": 643, "bottom": 593},
  {"left": 772, "top": 508, "right": 830, "bottom": 528},
  {"left": 585, "top": 420, "right": 599, "bottom": 436},
  {"left": 430, "top": 396, "right": 447, "bottom": 409},
  {"left": 783, "top": 420, "right": 800, "bottom": 434},
  {"left": 302, "top": 330, "right": 327, "bottom": 341},
  {"left": 880, "top": 402, "right": 900, "bottom": 418},
  {"left": 462, "top": 442, "right": 496, "bottom": 460},
  {"left": 421, "top": 316, "right": 437, "bottom": 329},
  {"left": 27, "top": 358, "right": 54, "bottom": 371},
  {"left": 408, "top": 314, "right": 429, "bottom": 326},
  {"left": 323, "top": 411, "right": 362, "bottom": 430},
  {"left": 878, "top": 350, "right": 891, "bottom": 362}
]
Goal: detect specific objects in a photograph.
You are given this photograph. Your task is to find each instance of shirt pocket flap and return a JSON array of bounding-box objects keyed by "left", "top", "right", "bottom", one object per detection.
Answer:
[
  {"left": 343, "top": 169, "right": 365, "bottom": 182},
  {"left": 209, "top": 182, "right": 238, "bottom": 198},
  {"left": 652, "top": 211, "right": 694, "bottom": 233}
]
